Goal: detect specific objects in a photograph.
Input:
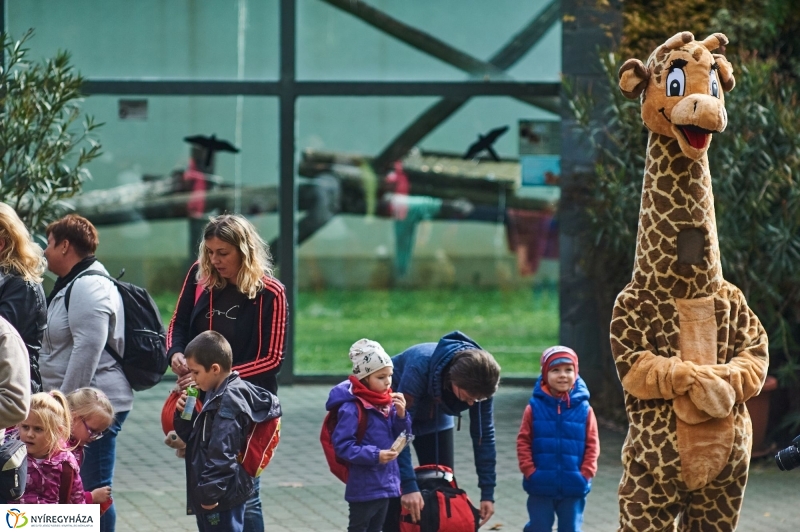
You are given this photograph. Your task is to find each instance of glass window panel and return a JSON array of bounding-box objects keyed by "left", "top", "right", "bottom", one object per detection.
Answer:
[
  {"left": 82, "top": 96, "right": 278, "bottom": 190},
  {"left": 62, "top": 96, "right": 278, "bottom": 321},
  {"left": 296, "top": 96, "right": 559, "bottom": 376},
  {"left": 7, "top": 0, "right": 279, "bottom": 79},
  {"left": 298, "top": 0, "right": 561, "bottom": 81}
]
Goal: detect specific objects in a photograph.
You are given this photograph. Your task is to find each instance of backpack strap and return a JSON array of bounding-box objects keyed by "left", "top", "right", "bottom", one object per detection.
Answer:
[
  {"left": 354, "top": 401, "right": 368, "bottom": 444},
  {"left": 64, "top": 270, "right": 124, "bottom": 366},
  {"left": 64, "top": 270, "right": 115, "bottom": 311},
  {"left": 59, "top": 461, "right": 74, "bottom": 504}
]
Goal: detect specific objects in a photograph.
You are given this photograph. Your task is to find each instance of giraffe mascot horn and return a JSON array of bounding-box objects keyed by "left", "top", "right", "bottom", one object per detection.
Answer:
[{"left": 610, "top": 32, "right": 769, "bottom": 531}]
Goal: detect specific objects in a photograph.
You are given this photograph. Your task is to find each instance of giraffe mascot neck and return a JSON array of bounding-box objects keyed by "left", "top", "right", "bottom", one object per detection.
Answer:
[
  {"left": 621, "top": 31, "right": 733, "bottom": 298},
  {"left": 611, "top": 31, "right": 769, "bottom": 532}
]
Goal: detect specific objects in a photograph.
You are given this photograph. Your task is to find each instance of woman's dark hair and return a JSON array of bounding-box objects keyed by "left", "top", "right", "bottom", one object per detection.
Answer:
[
  {"left": 446, "top": 349, "right": 501, "bottom": 399},
  {"left": 46, "top": 214, "right": 99, "bottom": 257}
]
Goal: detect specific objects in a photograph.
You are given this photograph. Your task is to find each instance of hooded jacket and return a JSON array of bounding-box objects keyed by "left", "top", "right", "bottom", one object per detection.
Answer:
[
  {"left": 326, "top": 379, "right": 412, "bottom": 503},
  {"left": 392, "top": 331, "right": 496, "bottom": 501},
  {"left": 20, "top": 447, "right": 84, "bottom": 505},
  {"left": 173, "top": 371, "right": 281, "bottom": 514}
]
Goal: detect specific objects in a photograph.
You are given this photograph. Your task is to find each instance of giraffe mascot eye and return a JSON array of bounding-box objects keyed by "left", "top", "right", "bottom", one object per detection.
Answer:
[
  {"left": 666, "top": 68, "right": 686, "bottom": 97},
  {"left": 709, "top": 70, "right": 720, "bottom": 98}
]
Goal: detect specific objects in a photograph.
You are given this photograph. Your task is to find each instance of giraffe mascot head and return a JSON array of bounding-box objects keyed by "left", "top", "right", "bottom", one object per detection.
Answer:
[{"left": 610, "top": 32, "right": 768, "bottom": 531}]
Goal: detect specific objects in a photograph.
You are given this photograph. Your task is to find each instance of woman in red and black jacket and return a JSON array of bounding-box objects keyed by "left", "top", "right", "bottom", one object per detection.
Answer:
[
  {"left": 167, "top": 214, "right": 287, "bottom": 395},
  {"left": 166, "top": 214, "right": 286, "bottom": 532}
]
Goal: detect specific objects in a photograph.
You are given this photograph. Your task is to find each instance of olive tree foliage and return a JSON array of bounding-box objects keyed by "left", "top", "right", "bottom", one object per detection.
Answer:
[
  {"left": 567, "top": 52, "right": 800, "bottom": 428},
  {"left": 0, "top": 30, "right": 102, "bottom": 234}
]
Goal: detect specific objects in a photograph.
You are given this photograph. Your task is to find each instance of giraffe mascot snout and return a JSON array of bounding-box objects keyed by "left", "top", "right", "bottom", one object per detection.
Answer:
[{"left": 610, "top": 31, "right": 768, "bottom": 531}]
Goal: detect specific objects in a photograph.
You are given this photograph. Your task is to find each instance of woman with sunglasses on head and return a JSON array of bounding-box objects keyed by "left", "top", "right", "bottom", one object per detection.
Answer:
[
  {"left": 67, "top": 388, "right": 115, "bottom": 508},
  {"left": 383, "top": 331, "right": 501, "bottom": 531},
  {"left": 39, "top": 214, "right": 130, "bottom": 532}
]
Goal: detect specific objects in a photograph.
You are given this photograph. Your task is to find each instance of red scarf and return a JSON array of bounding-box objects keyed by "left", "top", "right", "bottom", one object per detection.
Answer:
[{"left": 348, "top": 375, "right": 393, "bottom": 407}]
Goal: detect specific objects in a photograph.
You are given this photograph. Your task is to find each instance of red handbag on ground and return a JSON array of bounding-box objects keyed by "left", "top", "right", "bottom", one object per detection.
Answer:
[{"left": 399, "top": 465, "right": 480, "bottom": 532}]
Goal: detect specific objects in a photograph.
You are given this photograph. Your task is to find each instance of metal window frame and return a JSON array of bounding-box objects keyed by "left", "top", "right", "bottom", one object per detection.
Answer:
[{"left": 3, "top": 0, "right": 560, "bottom": 383}]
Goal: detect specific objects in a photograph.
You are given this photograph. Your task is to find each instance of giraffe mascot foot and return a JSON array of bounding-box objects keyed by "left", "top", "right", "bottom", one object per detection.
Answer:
[{"left": 611, "top": 32, "right": 769, "bottom": 531}]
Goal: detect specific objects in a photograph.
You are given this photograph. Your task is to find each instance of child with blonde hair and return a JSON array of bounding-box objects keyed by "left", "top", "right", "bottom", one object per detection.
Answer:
[
  {"left": 67, "top": 388, "right": 114, "bottom": 507},
  {"left": 18, "top": 391, "right": 84, "bottom": 504}
]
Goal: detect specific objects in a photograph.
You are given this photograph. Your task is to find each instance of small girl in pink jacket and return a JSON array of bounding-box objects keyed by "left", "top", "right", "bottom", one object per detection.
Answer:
[{"left": 18, "top": 391, "right": 84, "bottom": 504}]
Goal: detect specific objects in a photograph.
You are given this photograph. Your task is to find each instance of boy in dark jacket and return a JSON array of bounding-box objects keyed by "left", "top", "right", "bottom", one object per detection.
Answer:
[
  {"left": 516, "top": 345, "right": 599, "bottom": 532},
  {"left": 174, "top": 331, "right": 280, "bottom": 532},
  {"left": 327, "top": 339, "right": 412, "bottom": 532}
]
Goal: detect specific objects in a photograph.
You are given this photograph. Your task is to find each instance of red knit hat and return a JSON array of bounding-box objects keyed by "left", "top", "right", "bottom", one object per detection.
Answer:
[{"left": 541, "top": 345, "right": 579, "bottom": 377}]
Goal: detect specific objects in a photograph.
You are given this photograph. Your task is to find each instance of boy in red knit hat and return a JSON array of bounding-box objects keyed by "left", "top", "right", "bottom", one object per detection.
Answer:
[{"left": 516, "top": 346, "right": 599, "bottom": 532}]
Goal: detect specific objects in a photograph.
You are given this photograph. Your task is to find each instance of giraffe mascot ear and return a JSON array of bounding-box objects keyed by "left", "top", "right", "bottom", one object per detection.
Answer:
[
  {"left": 618, "top": 58, "right": 650, "bottom": 99},
  {"left": 702, "top": 33, "right": 736, "bottom": 92},
  {"left": 713, "top": 54, "right": 735, "bottom": 92}
]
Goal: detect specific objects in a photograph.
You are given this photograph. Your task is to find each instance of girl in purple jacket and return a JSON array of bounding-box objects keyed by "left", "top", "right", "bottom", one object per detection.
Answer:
[
  {"left": 18, "top": 391, "right": 84, "bottom": 504},
  {"left": 327, "top": 339, "right": 412, "bottom": 532}
]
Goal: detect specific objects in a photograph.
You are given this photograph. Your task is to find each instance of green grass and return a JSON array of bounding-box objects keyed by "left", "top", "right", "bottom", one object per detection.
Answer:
[{"left": 153, "top": 287, "right": 558, "bottom": 377}]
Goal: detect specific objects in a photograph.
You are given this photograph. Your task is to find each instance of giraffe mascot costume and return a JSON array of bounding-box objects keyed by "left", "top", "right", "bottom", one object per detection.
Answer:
[{"left": 611, "top": 31, "right": 769, "bottom": 531}]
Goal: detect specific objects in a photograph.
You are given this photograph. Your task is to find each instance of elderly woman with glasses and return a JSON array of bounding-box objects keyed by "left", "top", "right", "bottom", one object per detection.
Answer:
[{"left": 383, "top": 331, "right": 502, "bottom": 531}]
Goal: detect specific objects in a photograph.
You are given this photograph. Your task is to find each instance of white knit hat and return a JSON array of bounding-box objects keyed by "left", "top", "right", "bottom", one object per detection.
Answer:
[{"left": 349, "top": 339, "right": 392, "bottom": 379}]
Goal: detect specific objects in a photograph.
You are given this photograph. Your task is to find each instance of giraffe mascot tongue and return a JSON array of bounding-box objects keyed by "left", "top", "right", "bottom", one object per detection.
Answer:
[{"left": 612, "top": 31, "right": 769, "bottom": 531}]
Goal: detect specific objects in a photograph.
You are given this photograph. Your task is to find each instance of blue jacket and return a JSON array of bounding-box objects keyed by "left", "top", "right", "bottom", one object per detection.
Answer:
[
  {"left": 326, "top": 379, "right": 412, "bottom": 503},
  {"left": 392, "top": 331, "right": 497, "bottom": 501},
  {"left": 523, "top": 376, "right": 591, "bottom": 498},
  {"left": 174, "top": 372, "right": 281, "bottom": 514}
]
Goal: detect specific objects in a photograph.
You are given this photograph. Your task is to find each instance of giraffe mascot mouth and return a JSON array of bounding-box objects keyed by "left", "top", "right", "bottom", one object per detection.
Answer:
[
  {"left": 619, "top": 31, "right": 735, "bottom": 160},
  {"left": 610, "top": 31, "right": 769, "bottom": 531}
]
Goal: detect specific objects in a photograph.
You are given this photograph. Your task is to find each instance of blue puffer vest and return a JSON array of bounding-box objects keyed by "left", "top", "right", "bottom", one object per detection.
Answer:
[{"left": 522, "top": 376, "right": 591, "bottom": 498}]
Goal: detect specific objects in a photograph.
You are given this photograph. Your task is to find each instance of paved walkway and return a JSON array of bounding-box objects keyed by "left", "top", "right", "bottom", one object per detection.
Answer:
[{"left": 113, "top": 381, "right": 796, "bottom": 531}]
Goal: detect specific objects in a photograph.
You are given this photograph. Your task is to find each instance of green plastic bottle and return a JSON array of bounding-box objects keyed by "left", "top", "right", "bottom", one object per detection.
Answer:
[{"left": 181, "top": 385, "right": 199, "bottom": 420}]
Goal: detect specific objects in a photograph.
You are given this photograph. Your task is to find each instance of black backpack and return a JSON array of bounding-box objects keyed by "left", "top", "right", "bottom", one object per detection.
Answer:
[
  {"left": 65, "top": 270, "right": 168, "bottom": 391},
  {"left": 0, "top": 437, "right": 26, "bottom": 501}
]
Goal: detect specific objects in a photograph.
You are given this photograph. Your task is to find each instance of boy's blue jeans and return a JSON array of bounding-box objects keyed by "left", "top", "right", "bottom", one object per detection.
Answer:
[
  {"left": 81, "top": 410, "right": 129, "bottom": 532},
  {"left": 243, "top": 477, "right": 263, "bottom": 532},
  {"left": 196, "top": 504, "right": 245, "bottom": 532},
  {"left": 524, "top": 495, "right": 585, "bottom": 532}
]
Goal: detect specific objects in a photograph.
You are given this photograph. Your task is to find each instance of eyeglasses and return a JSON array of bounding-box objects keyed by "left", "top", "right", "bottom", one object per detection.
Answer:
[{"left": 82, "top": 418, "right": 105, "bottom": 441}]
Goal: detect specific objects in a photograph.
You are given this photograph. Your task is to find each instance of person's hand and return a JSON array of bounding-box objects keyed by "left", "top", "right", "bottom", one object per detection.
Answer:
[
  {"left": 401, "top": 492, "right": 425, "bottom": 523},
  {"left": 391, "top": 392, "right": 407, "bottom": 418},
  {"left": 176, "top": 372, "right": 195, "bottom": 391},
  {"left": 176, "top": 392, "right": 187, "bottom": 413},
  {"left": 479, "top": 500, "right": 495, "bottom": 526},
  {"left": 200, "top": 502, "right": 218, "bottom": 510},
  {"left": 91, "top": 486, "right": 111, "bottom": 504},
  {"left": 171, "top": 352, "right": 189, "bottom": 376},
  {"left": 378, "top": 450, "right": 398, "bottom": 464}
]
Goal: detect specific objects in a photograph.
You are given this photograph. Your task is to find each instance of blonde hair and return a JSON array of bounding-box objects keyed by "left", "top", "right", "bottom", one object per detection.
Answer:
[
  {"left": 197, "top": 214, "right": 274, "bottom": 299},
  {"left": 0, "top": 203, "right": 46, "bottom": 283},
  {"left": 27, "top": 391, "right": 72, "bottom": 457},
  {"left": 66, "top": 388, "right": 114, "bottom": 432}
]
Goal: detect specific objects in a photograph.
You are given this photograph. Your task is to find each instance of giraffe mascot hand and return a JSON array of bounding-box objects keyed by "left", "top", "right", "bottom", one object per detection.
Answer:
[{"left": 611, "top": 32, "right": 769, "bottom": 531}]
